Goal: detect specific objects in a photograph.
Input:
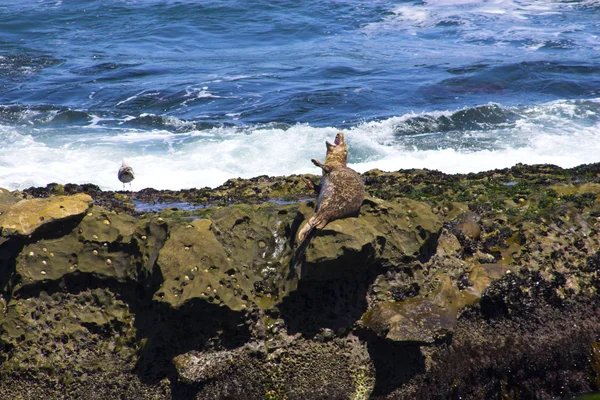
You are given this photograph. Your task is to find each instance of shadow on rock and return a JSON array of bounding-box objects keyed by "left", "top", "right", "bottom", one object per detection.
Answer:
[
  {"left": 358, "top": 330, "right": 426, "bottom": 398},
  {"left": 281, "top": 215, "right": 383, "bottom": 336},
  {"left": 0, "top": 212, "right": 87, "bottom": 297},
  {"left": 133, "top": 298, "right": 251, "bottom": 385},
  {"left": 0, "top": 237, "right": 23, "bottom": 300},
  {"left": 279, "top": 269, "right": 377, "bottom": 337}
]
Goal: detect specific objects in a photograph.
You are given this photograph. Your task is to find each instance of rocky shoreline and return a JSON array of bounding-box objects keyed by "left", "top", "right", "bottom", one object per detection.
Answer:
[{"left": 2, "top": 163, "right": 600, "bottom": 399}]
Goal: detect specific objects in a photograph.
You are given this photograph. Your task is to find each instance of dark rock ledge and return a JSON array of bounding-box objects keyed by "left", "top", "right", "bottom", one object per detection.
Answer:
[{"left": 1, "top": 163, "right": 600, "bottom": 399}]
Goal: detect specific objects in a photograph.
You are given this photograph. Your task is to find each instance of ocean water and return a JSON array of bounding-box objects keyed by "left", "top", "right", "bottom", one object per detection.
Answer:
[{"left": 1, "top": 0, "right": 599, "bottom": 191}]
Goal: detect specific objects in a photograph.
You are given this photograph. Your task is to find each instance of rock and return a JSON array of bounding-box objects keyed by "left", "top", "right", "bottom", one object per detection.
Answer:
[
  {"left": 0, "top": 187, "right": 19, "bottom": 215},
  {"left": 360, "top": 198, "right": 442, "bottom": 263},
  {"left": 465, "top": 263, "right": 510, "bottom": 301},
  {"left": 551, "top": 182, "right": 600, "bottom": 196},
  {"left": 443, "top": 202, "right": 472, "bottom": 221},
  {"left": 434, "top": 228, "right": 462, "bottom": 257},
  {"left": 210, "top": 204, "right": 298, "bottom": 309},
  {"left": 11, "top": 211, "right": 146, "bottom": 293},
  {"left": 0, "top": 193, "right": 92, "bottom": 237},
  {"left": 0, "top": 288, "right": 137, "bottom": 386},
  {"left": 14, "top": 233, "right": 84, "bottom": 288},
  {"left": 456, "top": 220, "right": 481, "bottom": 240},
  {"left": 154, "top": 218, "right": 245, "bottom": 309},
  {"left": 154, "top": 204, "right": 297, "bottom": 311},
  {"left": 77, "top": 208, "right": 138, "bottom": 243},
  {"left": 362, "top": 298, "right": 456, "bottom": 344},
  {"left": 302, "top": 217, "right": 384, "bottom": 280},
  {"left": 173, "top": 350, "right": 236, "bottom": 383},
  {"left": 177, "top": 335, "right": 375, "bottom": 400},
  {"left": 3, "top": 163, "right": 600, "bottom": 399},
  {"left": 299, "top": 198, "right": 442, "bottom": 281}
]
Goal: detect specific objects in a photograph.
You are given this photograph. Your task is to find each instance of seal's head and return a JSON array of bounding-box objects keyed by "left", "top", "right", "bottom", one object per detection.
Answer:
[{"left": 324, "top": 132, "right": 348, "bottom": 167}]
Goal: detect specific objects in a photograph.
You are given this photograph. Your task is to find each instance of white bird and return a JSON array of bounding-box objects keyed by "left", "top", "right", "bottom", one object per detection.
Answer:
[{"left": 118, "top": 159, "right": 135, "bottom": 192}]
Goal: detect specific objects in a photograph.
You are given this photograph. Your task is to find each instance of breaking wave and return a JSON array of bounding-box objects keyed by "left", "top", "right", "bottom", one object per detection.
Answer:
[{"left": 1, "top": 99, "right": 599, "bottom": 191}]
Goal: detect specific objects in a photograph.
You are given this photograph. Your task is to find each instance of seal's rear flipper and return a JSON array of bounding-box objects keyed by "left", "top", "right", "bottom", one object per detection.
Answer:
[{"left": 296, "top": 220, "right": 314, "bottom": 242}]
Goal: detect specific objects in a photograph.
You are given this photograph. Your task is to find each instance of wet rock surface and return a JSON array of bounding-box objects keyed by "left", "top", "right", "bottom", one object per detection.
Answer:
[{"left": 2, "top": 163, "right": 600, "bottom": 398}]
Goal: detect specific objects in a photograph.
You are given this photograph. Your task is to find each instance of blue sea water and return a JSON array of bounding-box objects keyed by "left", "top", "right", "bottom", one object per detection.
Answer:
[{"left": 1, "top": 0, "right": 600, "bottom": 190}]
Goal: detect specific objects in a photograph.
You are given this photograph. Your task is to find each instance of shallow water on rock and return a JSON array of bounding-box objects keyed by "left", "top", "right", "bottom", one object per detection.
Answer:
[
  {"left": 133, "top": 198, "right": 309, "bottom": 212},
  {"left": 133, "top": 201, "right": 205, "bottom": 213},
  {"left": 266, "top": 198, "right": 311, "bottom": 205}
]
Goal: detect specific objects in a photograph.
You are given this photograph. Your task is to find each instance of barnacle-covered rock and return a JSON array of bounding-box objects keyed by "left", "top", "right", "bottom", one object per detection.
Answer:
[{"left": 2, "top": 163, "right": 600, "bottom": 399}]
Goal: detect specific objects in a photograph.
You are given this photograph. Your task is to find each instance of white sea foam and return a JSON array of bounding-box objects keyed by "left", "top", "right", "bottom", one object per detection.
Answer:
[
  {"left": 363, "top": 0, "right": 583, "bottom": 50},
  {"left": 0, "top": 99, "right": 599, "bottom": 191},
  {"left": 352, "top": 134, "right": 600, "bottom": 176},
  {"left": 182, "top": 87, "right": 221, "bottom": 107},
  {"left": 115, "top": 90, "right": 160, "bottom": 107}
]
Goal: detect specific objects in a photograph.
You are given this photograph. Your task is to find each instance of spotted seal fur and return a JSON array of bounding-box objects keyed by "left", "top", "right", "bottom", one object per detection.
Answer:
[{"left": 297, "top": 132, "right": 365, "bottom": 241}]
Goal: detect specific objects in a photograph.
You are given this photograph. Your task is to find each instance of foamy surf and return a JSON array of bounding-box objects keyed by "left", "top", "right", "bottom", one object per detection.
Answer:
[{"left": 0, "top": 99, "right": 599, "bottom": 191}]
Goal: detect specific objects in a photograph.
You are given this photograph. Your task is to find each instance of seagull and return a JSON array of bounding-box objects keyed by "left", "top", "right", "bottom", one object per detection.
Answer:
[{"left": 118, "top": 159, "right": 135, "bottom": 192}]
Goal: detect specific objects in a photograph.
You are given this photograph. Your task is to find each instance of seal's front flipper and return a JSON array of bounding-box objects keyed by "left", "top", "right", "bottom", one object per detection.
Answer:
[
  {"left": 311, "top": 158, "right": 324, "bottom": 168},
  {"left": 312, "top": 158, "right": 333, "bottom": 173}
]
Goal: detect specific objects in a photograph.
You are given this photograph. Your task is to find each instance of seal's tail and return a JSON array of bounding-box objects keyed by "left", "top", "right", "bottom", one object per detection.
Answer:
[{"left": 297, "top": 213, "right": 327, "bottom": 241}]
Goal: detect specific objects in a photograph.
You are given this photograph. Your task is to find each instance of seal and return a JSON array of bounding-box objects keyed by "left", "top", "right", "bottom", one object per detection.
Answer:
[{"left": 297, "top": 132, "right": 365, "bottom": 241}]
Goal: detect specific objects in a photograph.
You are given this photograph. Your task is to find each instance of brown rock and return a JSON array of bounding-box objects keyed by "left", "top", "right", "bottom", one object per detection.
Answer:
[{"left": 0, "top": 193, "right": 92, "bottom": 237}]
